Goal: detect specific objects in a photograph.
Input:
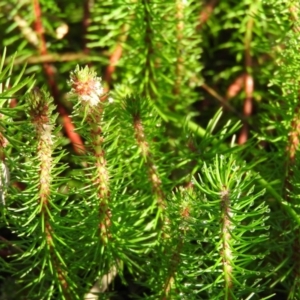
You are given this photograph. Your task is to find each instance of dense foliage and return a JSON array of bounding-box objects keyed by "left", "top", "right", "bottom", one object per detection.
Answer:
[{"left": 0, "top": 1, "right": 300, "bottom": 299}]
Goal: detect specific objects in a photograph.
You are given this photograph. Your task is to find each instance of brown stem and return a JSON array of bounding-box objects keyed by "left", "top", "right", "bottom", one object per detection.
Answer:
[
  {"left": 12, "top": 52, "right": 95, "bottom": 65},
  {"left": 238, "top": 6, "right": 255, "bottom": 145},
  {"left": 220, "top": 186, "right": 233, "bottom": 298},
  {"left": 32, "top": 0, "right": 85, "bottom": 154},
  {"left": 202, "top": 83, "right": 245, "bottom": 120},
  {"left": 29, "top": 88, "right": 70, "bottom": 298},
  {"left": 197, "top": 0, "right": 218, "bottom": 30},
  {"left": 104, "top": 44, "right": 123, "bottom": 90},
  {"left": 86, "top": 107, "right": 111, "bottom": 243},
  {"left": 161, "top": 238, "right": 183, "bottom": 299},
  {"left": 104, "top": 23, "right": 129, "bottom": 91},
  {"left": 142, "top": 0, "right": 156, "bottom": 99},
  {"left": 133, "top": 116, "right": 165, "bottom": 210}
]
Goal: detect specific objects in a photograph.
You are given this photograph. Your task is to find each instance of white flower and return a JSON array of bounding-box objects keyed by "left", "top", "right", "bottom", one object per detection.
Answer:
[{"left": 69, "top": 66, "right": 104, "bottom": 106}]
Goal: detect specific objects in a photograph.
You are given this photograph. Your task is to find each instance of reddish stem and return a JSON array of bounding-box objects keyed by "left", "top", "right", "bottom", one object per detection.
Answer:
[
  {"left": 32, "top": 0, "right": 85, "bottom": 154},
  {"left": 238, "top": 11, "right": 255, "bottom": 145},
  {"left": 197, "top": 0, "right": 218, "bottom": 30},
  {"left": 104, "top": 44, "right": 123, "bottom": 90},
  {"left": 104, "top": 23, "right": 129, "bottom": 92}
]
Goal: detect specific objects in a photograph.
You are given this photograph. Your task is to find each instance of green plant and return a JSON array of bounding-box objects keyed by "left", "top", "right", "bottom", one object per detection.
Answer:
[{"left": 1, "top": 1, "right": 300, "bottom": 299}]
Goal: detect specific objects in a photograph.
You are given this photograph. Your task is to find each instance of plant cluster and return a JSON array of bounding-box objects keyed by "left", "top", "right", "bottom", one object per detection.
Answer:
[{"left": 0, "top": 1, "right": 300, "bottom": 299}]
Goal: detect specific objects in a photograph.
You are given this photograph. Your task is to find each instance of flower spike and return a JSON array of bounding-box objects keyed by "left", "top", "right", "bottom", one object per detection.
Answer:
[{"left": 69, "top": 65, "right": 104, "bottom": 106}]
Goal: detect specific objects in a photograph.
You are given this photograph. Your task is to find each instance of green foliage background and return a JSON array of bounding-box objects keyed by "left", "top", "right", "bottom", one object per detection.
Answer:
[{"left": 0, "top": 0, "right": 300, "bottom": 299}]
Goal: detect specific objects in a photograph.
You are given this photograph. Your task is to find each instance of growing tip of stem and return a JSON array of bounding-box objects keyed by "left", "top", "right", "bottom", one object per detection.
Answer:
[{"left": 68, "top": 65, "right": 104, "bottom": 107}]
